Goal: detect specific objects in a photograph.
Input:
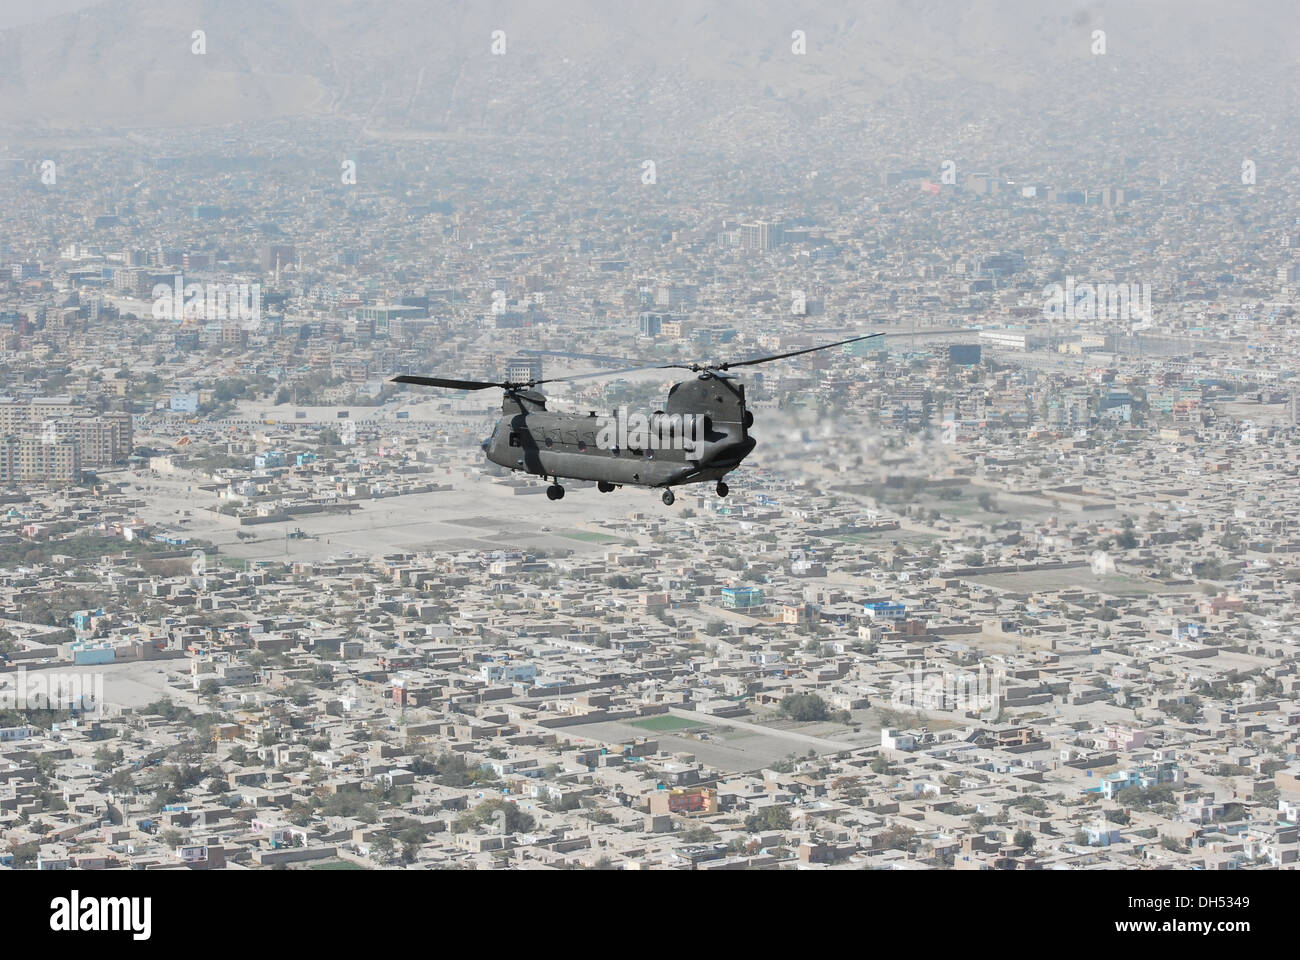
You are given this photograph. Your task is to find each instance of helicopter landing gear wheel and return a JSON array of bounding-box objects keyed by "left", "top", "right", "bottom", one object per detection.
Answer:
[
  {"left": 597, "top": 481, "right": 615, "bottom": 493},
  {"left": 546, "top": 484, "right": 565, "bottom": 501},
  {"left": 716, "top": 481, "right": 729, "bottom": 498},
  {"left": 661, "top": 489, "right": 675, "bottom": 506}
]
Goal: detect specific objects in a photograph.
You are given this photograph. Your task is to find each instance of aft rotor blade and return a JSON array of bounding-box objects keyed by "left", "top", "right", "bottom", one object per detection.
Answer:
[
  {"left": 391, "top": 375, "right": 503, "bottom": 391},
  {"left": 718, "top": 332, "right": 885, "bottom": 370}
]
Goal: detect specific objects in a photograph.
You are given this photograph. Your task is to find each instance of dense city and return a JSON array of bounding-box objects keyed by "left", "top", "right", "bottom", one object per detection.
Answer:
[{"left": 1, "top": 1, "right": 1298, "bottom": 876}]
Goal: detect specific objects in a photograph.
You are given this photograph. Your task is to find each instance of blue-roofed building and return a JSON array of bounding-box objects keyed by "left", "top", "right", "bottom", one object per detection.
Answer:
[
  {"left": 1097, "top": 761, "right": 1183, "bottom": 800},
  {"left": 863, "top": 601, "right": 906, "bottom": 621},
  {"left": 720, "top": 585, "right": 765, "bottom": 611},
  {"left": 67, "top": 642, "right": 115, "bottom": 666},
  {"left": 254, "top": 450, "right": 286, "bottom": 469}
]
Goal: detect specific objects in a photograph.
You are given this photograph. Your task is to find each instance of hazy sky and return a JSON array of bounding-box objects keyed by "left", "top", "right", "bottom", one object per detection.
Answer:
[{"left": 0, "top": 0, "right": 105, "bottom": 30}]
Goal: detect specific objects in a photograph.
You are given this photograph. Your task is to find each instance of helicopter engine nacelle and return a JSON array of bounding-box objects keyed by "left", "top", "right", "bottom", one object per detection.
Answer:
[
  {"left": 665, "top": 374, "right": 748, "bottom": 462},
  {"left": 648, "top": 411, "right": 709, "bottom": 459}
]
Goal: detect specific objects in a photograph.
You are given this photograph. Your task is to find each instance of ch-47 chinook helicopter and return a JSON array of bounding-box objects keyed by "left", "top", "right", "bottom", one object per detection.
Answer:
[{"left": 392, "top": 332, "right": 883, "bottom": 506}]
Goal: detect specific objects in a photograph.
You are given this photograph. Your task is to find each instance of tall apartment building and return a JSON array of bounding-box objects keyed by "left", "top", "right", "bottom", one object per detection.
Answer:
[
  {"left": 0, "top": 436, "right": 81, "bottom": 483},
  {"left": 47, "top": 413, "right": 133, "bottom": 465},
  {"left": 0, "top": 399, "right": 132, "bottom": 467},
  {"left": 739, "top": 220, "right": 784, "bottom": 253},
  {"left": 0, "top": 399, "right": 30, "bottom": 434},
  {"left": 655, "top": 283, "right": 698, "bottom": 307},
  {"left": 113, "top": 268, "right": 149, "bottom": 296},
  {"left": 505, "top": 356, "right": 543, "bottom": 383}
]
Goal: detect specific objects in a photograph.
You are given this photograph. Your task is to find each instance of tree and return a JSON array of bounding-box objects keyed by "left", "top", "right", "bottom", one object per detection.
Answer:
[
  {"left": 454, "top": 799, "right": 535, "bottom": 835},
  {"left": 1012, "top": 796, "right": 1048, "bottom": 816},
  {"left": 8, "top": 841, "right": 38, "bottom": 867},
  {"left": 778, "top": 693, "right": 830, "bottom": 723},
  {"left": 744, "top": 806, "right": 793, "bottom": 832},
  {"left": 681, "top": 824, "right": 716, "bottom": 843},
  {"left": 108, "top": 769, "right": 134, "bottom": 794},
  {"left": 1013, "top": 829, "right": 1036, "bottom": 851},
  {"left": 371, "top": 834, "right": 394, "bottom": 861},
  {"left": 878, "top": 825, "right": 916, "bottom": 851}
]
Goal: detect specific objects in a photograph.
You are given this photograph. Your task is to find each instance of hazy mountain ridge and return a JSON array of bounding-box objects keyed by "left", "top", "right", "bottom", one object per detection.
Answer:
[{"left": 0, "top": 0, "right": 1294, "bottom": 134}]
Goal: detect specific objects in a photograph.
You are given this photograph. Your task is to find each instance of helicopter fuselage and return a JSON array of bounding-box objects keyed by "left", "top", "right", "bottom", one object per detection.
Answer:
[
  {"left": 395, "top": 331, "right": 883, "bottom": 502},
  {"left": 482, "top": 372, "right": 756, "bottom": 489}
]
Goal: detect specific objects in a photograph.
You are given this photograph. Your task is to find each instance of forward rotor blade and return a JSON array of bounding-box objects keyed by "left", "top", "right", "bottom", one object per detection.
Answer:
[
  {"left": 392, "top": 333, "right": 886, "bottom": 391},
  {"left": 718, "top": 332, "right": 885, "bottom": 370},
  {"left": 532, "top": 363, "right": 692, "bottom": 386},
  {"left": 391, "top": 375, "right": 503, "bottom": 391}
]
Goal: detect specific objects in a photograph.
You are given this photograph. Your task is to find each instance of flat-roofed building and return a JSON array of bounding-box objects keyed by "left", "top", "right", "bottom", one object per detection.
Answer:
[{"left": 0, "top": 435, "right": 80, "bottom": 483}]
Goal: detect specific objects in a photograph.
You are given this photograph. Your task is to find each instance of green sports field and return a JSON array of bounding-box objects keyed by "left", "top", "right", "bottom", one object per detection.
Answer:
[
  {"left": 561, "top": 530, "right": 621, "bottom": 543},
  {"left": 625, "top": 715, "right": 705, "bottom": 732}
]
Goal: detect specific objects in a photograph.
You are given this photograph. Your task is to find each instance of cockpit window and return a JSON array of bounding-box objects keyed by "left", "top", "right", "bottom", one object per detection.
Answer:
[{"left": 509, "top": 432, "right": 522, "bottom": 447}]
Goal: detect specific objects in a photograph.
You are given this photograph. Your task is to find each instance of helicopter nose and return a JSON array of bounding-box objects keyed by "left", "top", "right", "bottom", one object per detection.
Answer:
[{"left": 480, "top": 438, "right": 492, "bottom": 453}]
